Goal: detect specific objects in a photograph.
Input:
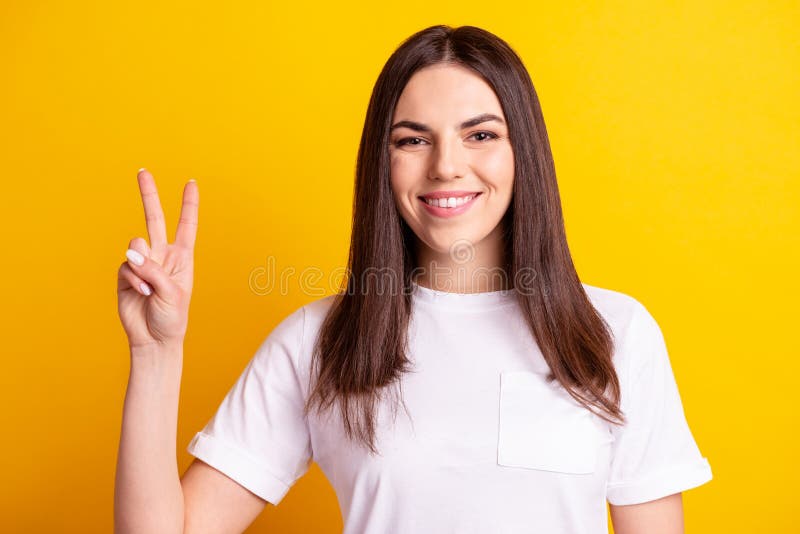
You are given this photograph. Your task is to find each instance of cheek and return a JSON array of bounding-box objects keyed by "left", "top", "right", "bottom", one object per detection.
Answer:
[
  {"left": 390, "top": 153, "right": 423, "bottom": 198},
  {"left": 389, "top": 155, "right": 417, "bottom": 215},
  {"left": 475, "top": 145, "right": 515, "bottom": 194},
  {"left": 477, "top": 145, "right": 514, "bottom": 176}
]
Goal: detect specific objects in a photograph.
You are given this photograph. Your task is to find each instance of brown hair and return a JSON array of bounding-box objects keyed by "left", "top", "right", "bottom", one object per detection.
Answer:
[{"left": 303, "top": 24, "right": 625, "bottom": 454}]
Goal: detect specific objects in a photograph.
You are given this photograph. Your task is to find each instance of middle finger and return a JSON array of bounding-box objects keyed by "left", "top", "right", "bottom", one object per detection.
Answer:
[{"left": 137, "top": 168, "right": 168, "bottom": 256}]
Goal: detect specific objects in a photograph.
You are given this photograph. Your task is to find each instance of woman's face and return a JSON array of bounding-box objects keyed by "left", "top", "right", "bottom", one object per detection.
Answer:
[{"left": 389, "top": 63, "right": 515, "bottom": 264}]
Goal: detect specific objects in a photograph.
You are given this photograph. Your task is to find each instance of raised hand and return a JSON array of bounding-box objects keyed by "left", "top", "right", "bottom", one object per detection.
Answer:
[{"left": 117, "top": 169, "right": 199, "bottom": 350}]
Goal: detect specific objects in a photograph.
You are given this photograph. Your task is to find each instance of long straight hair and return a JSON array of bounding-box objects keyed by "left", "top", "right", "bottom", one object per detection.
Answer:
[{"left": 304, "top": 25, "right": 625, "bottom": 454}]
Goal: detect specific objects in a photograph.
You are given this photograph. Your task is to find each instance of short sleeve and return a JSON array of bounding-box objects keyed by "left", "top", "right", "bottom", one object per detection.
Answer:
[
  {"left": 186, "top": 305, "right": 313, "bottom": 505},
  {"left": 605, "top": 301, "right": 713, "bottom": 505}
]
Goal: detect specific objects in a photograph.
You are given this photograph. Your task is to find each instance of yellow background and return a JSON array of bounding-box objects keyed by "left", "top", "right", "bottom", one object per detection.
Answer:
[{"left": 1, "top": 1, "right": 797, "bottom": 532}]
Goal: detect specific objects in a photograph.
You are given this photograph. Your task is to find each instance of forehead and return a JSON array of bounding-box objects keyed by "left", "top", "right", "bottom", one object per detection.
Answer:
[{"left": 393, "top": 63, "right": 505, "bottom": 123}]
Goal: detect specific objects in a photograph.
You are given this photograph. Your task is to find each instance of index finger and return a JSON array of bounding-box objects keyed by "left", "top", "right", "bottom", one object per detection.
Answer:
[
  {"left": 175, "top": 179, "right": 199, "bottom": 250},
  {"left": 136, "top": 169, "right": 168, "bottom": 255}
]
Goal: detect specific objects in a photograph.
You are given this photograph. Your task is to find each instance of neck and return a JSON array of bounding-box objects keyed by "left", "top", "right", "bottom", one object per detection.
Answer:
[{"left": 412, "top": 223, "right": 510, "bottom": 293}]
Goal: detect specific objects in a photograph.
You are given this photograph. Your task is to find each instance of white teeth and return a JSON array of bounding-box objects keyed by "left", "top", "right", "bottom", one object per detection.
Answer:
[{"left": 424, "top": 194, "right": 476, "bottom": 208}]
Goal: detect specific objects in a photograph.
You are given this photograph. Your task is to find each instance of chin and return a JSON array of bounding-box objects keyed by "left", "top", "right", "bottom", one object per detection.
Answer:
[{"left": 421, "top": 229, "right": 487, "bottom": 255}]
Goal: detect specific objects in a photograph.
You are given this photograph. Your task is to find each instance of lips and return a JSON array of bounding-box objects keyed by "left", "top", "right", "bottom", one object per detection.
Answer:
[
  {"left": 418, "top": 192, "right": 483, "bottom": 218},
  {"left": 419, "top": 190, "right": 482, "bottom": 200}
]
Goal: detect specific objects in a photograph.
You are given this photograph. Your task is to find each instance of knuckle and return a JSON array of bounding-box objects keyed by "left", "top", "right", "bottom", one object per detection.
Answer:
[{"left": 122, "top": 266, "right": 137, "bottom": 280}]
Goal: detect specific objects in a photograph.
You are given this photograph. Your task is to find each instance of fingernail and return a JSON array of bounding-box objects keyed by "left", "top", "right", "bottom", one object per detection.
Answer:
[
  {"left": 139, "top": 282, "right": 152, "bottom": 296},
  {"left": 138, "top": 167, "right": 146, "bottom": 173},
  {"left": 126, "top": 249, "right": 145, "bottom": 266},
  {"left": 188, "top": 178, "right": 196, "bottom": 183}
]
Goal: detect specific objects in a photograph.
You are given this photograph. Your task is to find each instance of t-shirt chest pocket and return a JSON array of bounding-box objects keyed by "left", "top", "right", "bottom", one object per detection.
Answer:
[{"left": 497, "top": 370, "right": 600, "bottom": 474}]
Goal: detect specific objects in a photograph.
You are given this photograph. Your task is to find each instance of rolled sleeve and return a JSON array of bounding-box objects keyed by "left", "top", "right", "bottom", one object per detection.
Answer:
[
  {"left": 188, "top": 431, "right": 294, "bottom": 503},
  {"left": 606, "top": 301, "right": 713, "bottom": 505},
  {"left": 187, "top": 305, "right": 313, "bottom": 505}
]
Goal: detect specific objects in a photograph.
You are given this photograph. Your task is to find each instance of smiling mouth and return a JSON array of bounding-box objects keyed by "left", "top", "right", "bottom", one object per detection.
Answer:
[{"left": 418, "top": 192, "right": 482, "bottom": 208}]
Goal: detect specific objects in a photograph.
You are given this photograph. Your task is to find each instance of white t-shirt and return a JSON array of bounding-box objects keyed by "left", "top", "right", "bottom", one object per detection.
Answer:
[{"left": 187, "top": 282, "right": 712, "bottom": 533}]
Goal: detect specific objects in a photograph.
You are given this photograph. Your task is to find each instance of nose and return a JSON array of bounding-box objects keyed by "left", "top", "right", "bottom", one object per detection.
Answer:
[{"left": 427, "top": 136, "right": 468, "bottom": 181}]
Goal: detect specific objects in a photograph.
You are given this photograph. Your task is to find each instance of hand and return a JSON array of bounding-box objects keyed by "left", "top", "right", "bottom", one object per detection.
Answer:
[{"left": 117, "top": 169, "right": 199, "bottom": 350}]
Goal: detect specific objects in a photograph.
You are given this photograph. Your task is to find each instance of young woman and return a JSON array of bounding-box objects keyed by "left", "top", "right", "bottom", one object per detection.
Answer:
[{"left": 115, "top": 25, "right": 712, "bottom": 533}]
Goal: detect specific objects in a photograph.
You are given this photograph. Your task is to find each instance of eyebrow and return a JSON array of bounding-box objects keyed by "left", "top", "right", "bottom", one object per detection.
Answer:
[{"left": 389, "top": 113, "right": 505, "bottom": 133}]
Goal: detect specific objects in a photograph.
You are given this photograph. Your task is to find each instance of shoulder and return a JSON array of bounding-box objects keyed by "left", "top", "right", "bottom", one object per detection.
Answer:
[
  {"left": 301, "top": 293, "right": 339, "bottom": 331},
  {"left": 582, "top": 283, "right": 665, "bottom": 347},
  {"left": 245, "top": 294, "right": 339, "bottom": 397},
  {"left": 580, "top": 282, "right": 663, "bottom": 372},
  {"left": 581, "top": 282, "right": 645, "bottom": 328},
  {"left": 276, "top": 293, "right": 338, "bottom": 364},
  {"left": 265, "top": 293, "right": 338, "bottom": 342}
]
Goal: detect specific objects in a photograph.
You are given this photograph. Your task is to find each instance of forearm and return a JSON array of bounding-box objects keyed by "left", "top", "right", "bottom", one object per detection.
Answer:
[{"left": 114, "top": 342, "right": 185, "bottom": 534}]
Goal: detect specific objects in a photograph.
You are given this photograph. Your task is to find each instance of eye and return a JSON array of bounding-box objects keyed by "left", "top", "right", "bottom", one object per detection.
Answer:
[
  {"left": 469, "top": 131, "right": 499, "bottom": 142},
  {"left": 391, "top": 131, "right": 499, "bottom": 148},
  {"left": 394, "top": 137, "right": 428, "bottom": 147}
]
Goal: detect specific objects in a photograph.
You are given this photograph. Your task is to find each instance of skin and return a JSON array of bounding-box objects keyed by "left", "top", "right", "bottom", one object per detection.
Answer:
[
  {"left": 389, "top": 63, "right": 515, "bottom": 293},
  {"left": 609, "top": 493, "right": 685, "bottom": 534}
]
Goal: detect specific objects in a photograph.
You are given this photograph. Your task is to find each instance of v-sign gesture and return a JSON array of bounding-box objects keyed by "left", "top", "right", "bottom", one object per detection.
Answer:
[{"left": 117, "top": 169, "right": 199, "bottom": 350}]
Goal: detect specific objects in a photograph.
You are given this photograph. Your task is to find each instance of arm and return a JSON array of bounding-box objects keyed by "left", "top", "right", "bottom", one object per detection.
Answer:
[
  {"left": 114, "top": 342, "right": 186, "bottom": 533},
  {"left": 114, "top": 342, "right": 270, "bottom": 534},
  {"left": 181, "top": 459, "right": 270, "bottom": 533},
  {"left": 609, "top": 491, "right": 684, "bottom": 534},
  {"left": 114, "top": 170, "right": 269, "bottom": 532},
  {"left": 605, "top": 301, "right": 712, "bottom": 528}
]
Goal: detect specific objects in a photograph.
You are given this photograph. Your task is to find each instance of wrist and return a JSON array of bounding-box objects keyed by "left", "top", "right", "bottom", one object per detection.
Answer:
[{"left": 129, "top": 339, "right": 184, "bottom": 359}]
